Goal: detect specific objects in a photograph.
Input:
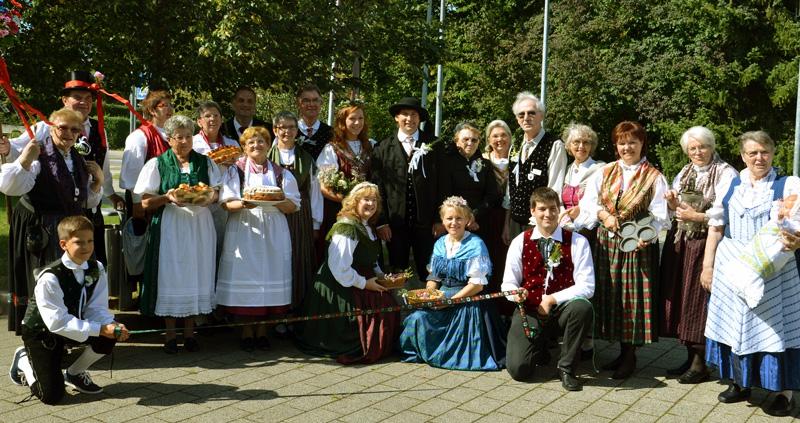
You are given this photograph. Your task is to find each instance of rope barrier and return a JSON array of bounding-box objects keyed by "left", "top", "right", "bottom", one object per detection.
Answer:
[{"left": 121, "top": 288, "right": 536, "bottom": 339}]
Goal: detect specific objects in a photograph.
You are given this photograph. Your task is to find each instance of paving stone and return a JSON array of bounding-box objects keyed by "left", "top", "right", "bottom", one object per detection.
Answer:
[
  {"left": 565, "top": 412, "right": 611, "bottom": 422},
  {"left": 93, "top": 404, "right": 159, "bottom": 423},
  {"left": 628, "top": 397, "right": 674, "bottom": 416},
  {"left": 583, "top": 399, "right": 628, "bottom": 419},
  {"left": 600, "top": 386, "right": 647, "bottom": 405},
  {"left": 611, "top": 410, "right": 659, "bottom": 423},
  {"left": 430, "top": 407, "right": 483, "bottom": 423},
  {"left": 381, "top": 410, "right": 432, "bottom": 423},
  {"left": 246, "top": 404, "right": 304, "bottom": 421},
  {"left": 522, "top": 409, "right": 571, "bottom": 422},
  {"left": 51, "top": 400, "right": 117, "bottom": 420},
  {"left": 643, "top": 387, "right": 688, "bottom": 403},
  {"left": 541, "top": 397, "right": 591, "bottom": 418},
  {"left": 483, "top": 385, "right": 528, "bottom": 402},
  {"left": 495, "top": 398, "right": 548, "bottom": 418},
  {"left": 283, "top": 408, "right": 342, "bottom": 423},
  {"left": 338, "top": 407, "right": 394, "bottom": 423},
  {"left": 457, "top": 395, "right": 507, "bottom": 415},
  {"left": 372, "top": 394, "right": 423, "bottom": 414},
  {"left": 409, "top": 396, "right": 460, "bottom": 416},
  {"left": 474, "top": 412, "right": 522, "bottom": 422},
  {"left": 436, "top": 386, "right": 484, "bottom": 404},
  {"left": 191, "top": 406, "right": 251, "bottom": 422}
]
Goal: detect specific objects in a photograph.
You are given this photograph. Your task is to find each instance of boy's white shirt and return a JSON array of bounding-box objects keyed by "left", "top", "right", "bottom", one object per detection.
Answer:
[{"left": 32, "top": 252, "right": 114, "bottom": 343}]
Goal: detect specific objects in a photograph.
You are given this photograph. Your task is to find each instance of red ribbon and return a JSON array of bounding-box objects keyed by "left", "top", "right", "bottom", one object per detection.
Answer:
[
  {"left": 0, "top": 57, "right": 51, "bottom": 139},
  {"left": 63, "top": 80, "right": 151, "bottom": 149}
]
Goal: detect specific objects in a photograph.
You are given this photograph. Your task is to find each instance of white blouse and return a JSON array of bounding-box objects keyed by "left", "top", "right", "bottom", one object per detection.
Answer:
[
  {"left": 120, "top": 126, "right": 167, "bottom": 201},
  {"left": 9, "top": 120, "right": 115, "bottom": 198},
  {"left": 426, "top": 232, "right": 489, "bottom": 286},
  {"left": 564, "top": 157, "right": 605, "bottom": 187},
  {"left": 316, "top": 140, "right": 377, "bottom": 171},
  {"left": 220, "top": 160, "right": 301, "bottom": 209},
  {"left": 192, "top": 133, "right": 240, "bottom": 156},
  {"left": 327, "top": 220, "right": 383, "bottom": 289},
  {"left": 706, "top": 168, "right": 800, "bottom": 227},
  {"left": 578, "top": 158, "right": 670, "bottom": 233},
  {"left": 0, "top": 143, "right": 103, "bottom": 209},
  {"left": 132, "top": 155, "right": 223, "bottom": 196},
  {"left": 276, "top": 147, "right": 324, "bottom": 230}
]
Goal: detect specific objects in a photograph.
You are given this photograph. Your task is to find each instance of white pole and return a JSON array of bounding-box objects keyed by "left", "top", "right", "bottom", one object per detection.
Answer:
[
  {"left": 434, "top": 0, "right": 445, "bottom": 137},
  {"left": 421, "top": 0, "right": 433, "bottom": 109},
  {"left": 327, "top": 0, "right": 341, "bottom": 125},
  {"left": 540, "top": 0, "right": 550, "bottom": 112},
  {"left": 794, "top": 59, "right": 800, "bottom": 176}
]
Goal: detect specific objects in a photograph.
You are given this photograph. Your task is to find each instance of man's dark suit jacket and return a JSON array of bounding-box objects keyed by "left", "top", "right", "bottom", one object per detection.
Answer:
[
  {"left": 223, "top": 117, "right": 273, "bottom": 141},
  {"left": 372, "top": 131, "right": 440, "bottom": 228}
]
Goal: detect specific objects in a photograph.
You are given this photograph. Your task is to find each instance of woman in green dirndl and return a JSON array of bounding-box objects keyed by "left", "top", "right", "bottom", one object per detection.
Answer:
[
  {"left": 268, "top": 111, "right": 323, "bottom": 309},
  {"left": 134, "top": 115, "right": 222, "bottom": 354},
  {"left": 295, "top": 182, "right": 400, "bottom": 364},
  {"left": 578, "top": 121, "right": 669, "bottom": 379}
]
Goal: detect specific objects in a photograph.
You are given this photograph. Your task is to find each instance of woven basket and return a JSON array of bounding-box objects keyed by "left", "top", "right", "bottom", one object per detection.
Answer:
[
  {"left": 378, "top": 274, "right": 408, "bottom": 289},
  {"left": 405, "top": 288, "right": 444, "bottom": 305}
]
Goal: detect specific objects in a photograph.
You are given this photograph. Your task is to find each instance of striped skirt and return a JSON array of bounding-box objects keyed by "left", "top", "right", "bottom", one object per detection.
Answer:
[{"left": 593, "top": 227, "right": 659, "bottom": 345}]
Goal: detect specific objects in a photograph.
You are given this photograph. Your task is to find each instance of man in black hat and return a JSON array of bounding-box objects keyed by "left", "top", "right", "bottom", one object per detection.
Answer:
[
  {"left": 295, "top": 83, "right": 333, "bottom": 160},
  {"left": 222, "top": 85, "right": 272, "bottom": 142},
  {"left": 2, "top": 71, "right": 123, "bottom": 263},
  {"left": 371, "top": 97, "right": 440, "bottom": 280}
]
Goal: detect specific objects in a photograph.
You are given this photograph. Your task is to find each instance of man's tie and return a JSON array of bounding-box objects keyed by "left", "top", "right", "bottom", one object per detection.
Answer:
[
  {"left": 521, "top": 141, "right": 534, "bottom": 163},
  {"left": 306, "top": 126, "right": 313, "bottom": 138}
]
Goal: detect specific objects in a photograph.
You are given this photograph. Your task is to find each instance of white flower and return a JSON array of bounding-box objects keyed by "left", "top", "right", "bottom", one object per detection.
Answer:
[
  {"left": 408, "top": 143, "right": 432, "bottom": 178},
  {"left": 466, "top": 160, "right": 483, "bottom": 182},
  {"left": 297, "top": 135, "right": 316, "bottom": 146}
]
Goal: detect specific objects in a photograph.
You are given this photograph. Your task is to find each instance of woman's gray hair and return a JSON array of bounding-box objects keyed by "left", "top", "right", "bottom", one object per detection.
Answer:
[
  {"left": 484, "top": 120, "right": 512, "bottom": 153},
  {"left": 739, "top": 130, "right": 775, "bottom": 153},
  {"left": 679, "top": 126, "right": 716, "bottom": 154},
  {"left": 273, "top": 111, "right": 298, "bottom": 127},
  {"left": 163, "top": 115, "right": 195, "bottom": 138},
  {"left": 511, "top": 91, "right": 544, "bottom": 115},
  {"left": 561, "top": 122, "right": 599, "bottom": 157}
]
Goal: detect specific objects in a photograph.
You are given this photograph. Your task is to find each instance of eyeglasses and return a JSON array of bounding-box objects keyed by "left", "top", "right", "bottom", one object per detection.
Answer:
[
  {"left": 275, "top": 125, "right": 297, "bottom": 132},
  {"left": 54, "top": 125, "right": 82, "bottom": 135},
  {"left": 516, "top": 110, "right": 537, "bottom": 119},
  {"left": 156, "top": 103, "right": 174, "bottom": 109},
  {"left": 169, "top": 135, "right": 192, "bottom": 143},
  {"left": 300, "top": 98, "right": 322, "bottom": 105},
  {"left": 570, "top": 139, "right": 592, "bottom": 146},
  {"left": 459, "top": 137, "right": 480, "bottom": 145}
]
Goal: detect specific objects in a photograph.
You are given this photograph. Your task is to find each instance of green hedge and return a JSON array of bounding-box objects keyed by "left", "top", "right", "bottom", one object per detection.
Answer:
[
  {"left": 104, "top": 116, "right": 130, "bottom": 150},
  {"left": 102, "top": 102, "right": 131, "bottom": 118}
]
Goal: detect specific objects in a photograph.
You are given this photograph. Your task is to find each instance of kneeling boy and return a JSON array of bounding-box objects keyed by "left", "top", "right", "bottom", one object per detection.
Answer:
[
  {"left": 8, "top": 215, "right": 129, "bottom": 404},
  {"left": 501, "top": 187, "right": 594, "bottom": 391}
]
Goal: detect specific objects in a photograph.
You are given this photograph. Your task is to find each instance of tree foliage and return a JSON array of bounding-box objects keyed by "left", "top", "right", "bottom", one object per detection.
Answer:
[{"left": 3, "top": 1, "right": 800, "bottom": 179}]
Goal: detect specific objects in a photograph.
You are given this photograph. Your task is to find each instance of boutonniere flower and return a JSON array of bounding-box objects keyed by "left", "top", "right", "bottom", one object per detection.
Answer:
[
  {"left": 84, "top": 267, "right": 100, "bottom": 287},
  {"left": 408, "top": 143, "right": 432, "bottom": 178},
  {"left": 543, "top": 242, "right": 562, "bottom": 290},
  {"left": 466, "top": 160, "right": 483, "bottom": 182}
]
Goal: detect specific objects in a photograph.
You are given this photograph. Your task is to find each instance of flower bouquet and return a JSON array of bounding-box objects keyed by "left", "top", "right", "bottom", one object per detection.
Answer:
[{"left": 318, "top": 167, "right": 364, "bottom": 196}]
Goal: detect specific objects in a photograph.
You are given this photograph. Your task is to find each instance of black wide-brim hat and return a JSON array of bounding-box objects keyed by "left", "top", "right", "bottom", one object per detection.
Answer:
[
  {"left": 388, "top": 97, "right": 429, "bottom": 122},
  {"left": 61, "top": 70, "right": 96, "bottom": 95}
]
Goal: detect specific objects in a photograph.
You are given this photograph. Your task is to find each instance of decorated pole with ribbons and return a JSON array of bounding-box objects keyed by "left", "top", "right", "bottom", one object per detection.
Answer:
[{"left": 118, "top": 288, "right": 539, "bottom": 340}]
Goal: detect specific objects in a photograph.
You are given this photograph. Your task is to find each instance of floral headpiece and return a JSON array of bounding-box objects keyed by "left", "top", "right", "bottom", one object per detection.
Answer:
[
  {"left": 349, "top": 181, "right": 378, "bottom": 197},
  {"left": 442, "top": 196, "right": 469, "bottom": 209}
]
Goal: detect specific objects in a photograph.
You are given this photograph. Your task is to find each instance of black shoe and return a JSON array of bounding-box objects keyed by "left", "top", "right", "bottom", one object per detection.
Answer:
[
  {"left": 64, "top": 370, "right": 103, "bottom": 394},
  {"left": 580, "top": 349, "right": 594, "bottom": 361},
  {"left": 602, "top": 354, "right": 623, "bottom": 371},
  {"left": 184, "top": 338, "right": 200, "bottom": 352},
  {"left": 9, "top": 346, "right": 26, "bottom": 386},
  {"left": 718, "top": 384, "right": 751, "bottom": 403},
  {"left": 667, "top": 359, "right": 692, "bottom": 376},
  {"left": 611, "top": 355, "right": 637, "bottom": 379},
  {"left": 678, "top": 368, "right": 710, "bottom": 384},
  {"left": 256, "top": 336, "right": 271, "bottom": 351},
  {"left": 240, "top": 337, "right": 255, "bottom": 352},
  {"left": 163, "top": 339, "right": 179, "bottom": 354},
  {"left": 765, "top": 394, "right": 795, "bottom": 417},
  {"left": 558, "top": 368, "right": 582, "bottom": 391}
]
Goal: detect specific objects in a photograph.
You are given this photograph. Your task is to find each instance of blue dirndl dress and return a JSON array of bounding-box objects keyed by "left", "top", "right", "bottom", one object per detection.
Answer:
[
  {"left": 399, "top": 232, "right": 507, "bottom": 370},
  {"left": 705, "top": 171, "right": 800, "bottom": 391}
]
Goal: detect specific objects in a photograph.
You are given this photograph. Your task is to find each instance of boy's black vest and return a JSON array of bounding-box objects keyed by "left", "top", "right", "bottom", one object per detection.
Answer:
[{"left": 22, "top": 259, "right": 99, "bottom": 335}]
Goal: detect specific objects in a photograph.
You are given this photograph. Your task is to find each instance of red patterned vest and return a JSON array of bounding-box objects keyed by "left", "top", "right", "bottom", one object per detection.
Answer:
[{"left": 521, "top": 229, "right": 574, "bottom": 307}]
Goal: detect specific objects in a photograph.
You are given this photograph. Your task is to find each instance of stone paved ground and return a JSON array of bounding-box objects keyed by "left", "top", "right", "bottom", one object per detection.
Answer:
[{"left": 0, "top": 315, "right": 797, "bottom": 422}]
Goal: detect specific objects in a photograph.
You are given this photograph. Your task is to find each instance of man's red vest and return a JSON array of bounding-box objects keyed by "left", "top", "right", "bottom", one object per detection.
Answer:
[{"left": 521, "top": 229, "right": 575, "bottom": 308}]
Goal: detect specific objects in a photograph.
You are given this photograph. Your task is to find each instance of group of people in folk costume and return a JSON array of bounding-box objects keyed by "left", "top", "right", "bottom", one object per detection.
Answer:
[{"left": 1, "top": 71, "right": 798, "bottom": 416}]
